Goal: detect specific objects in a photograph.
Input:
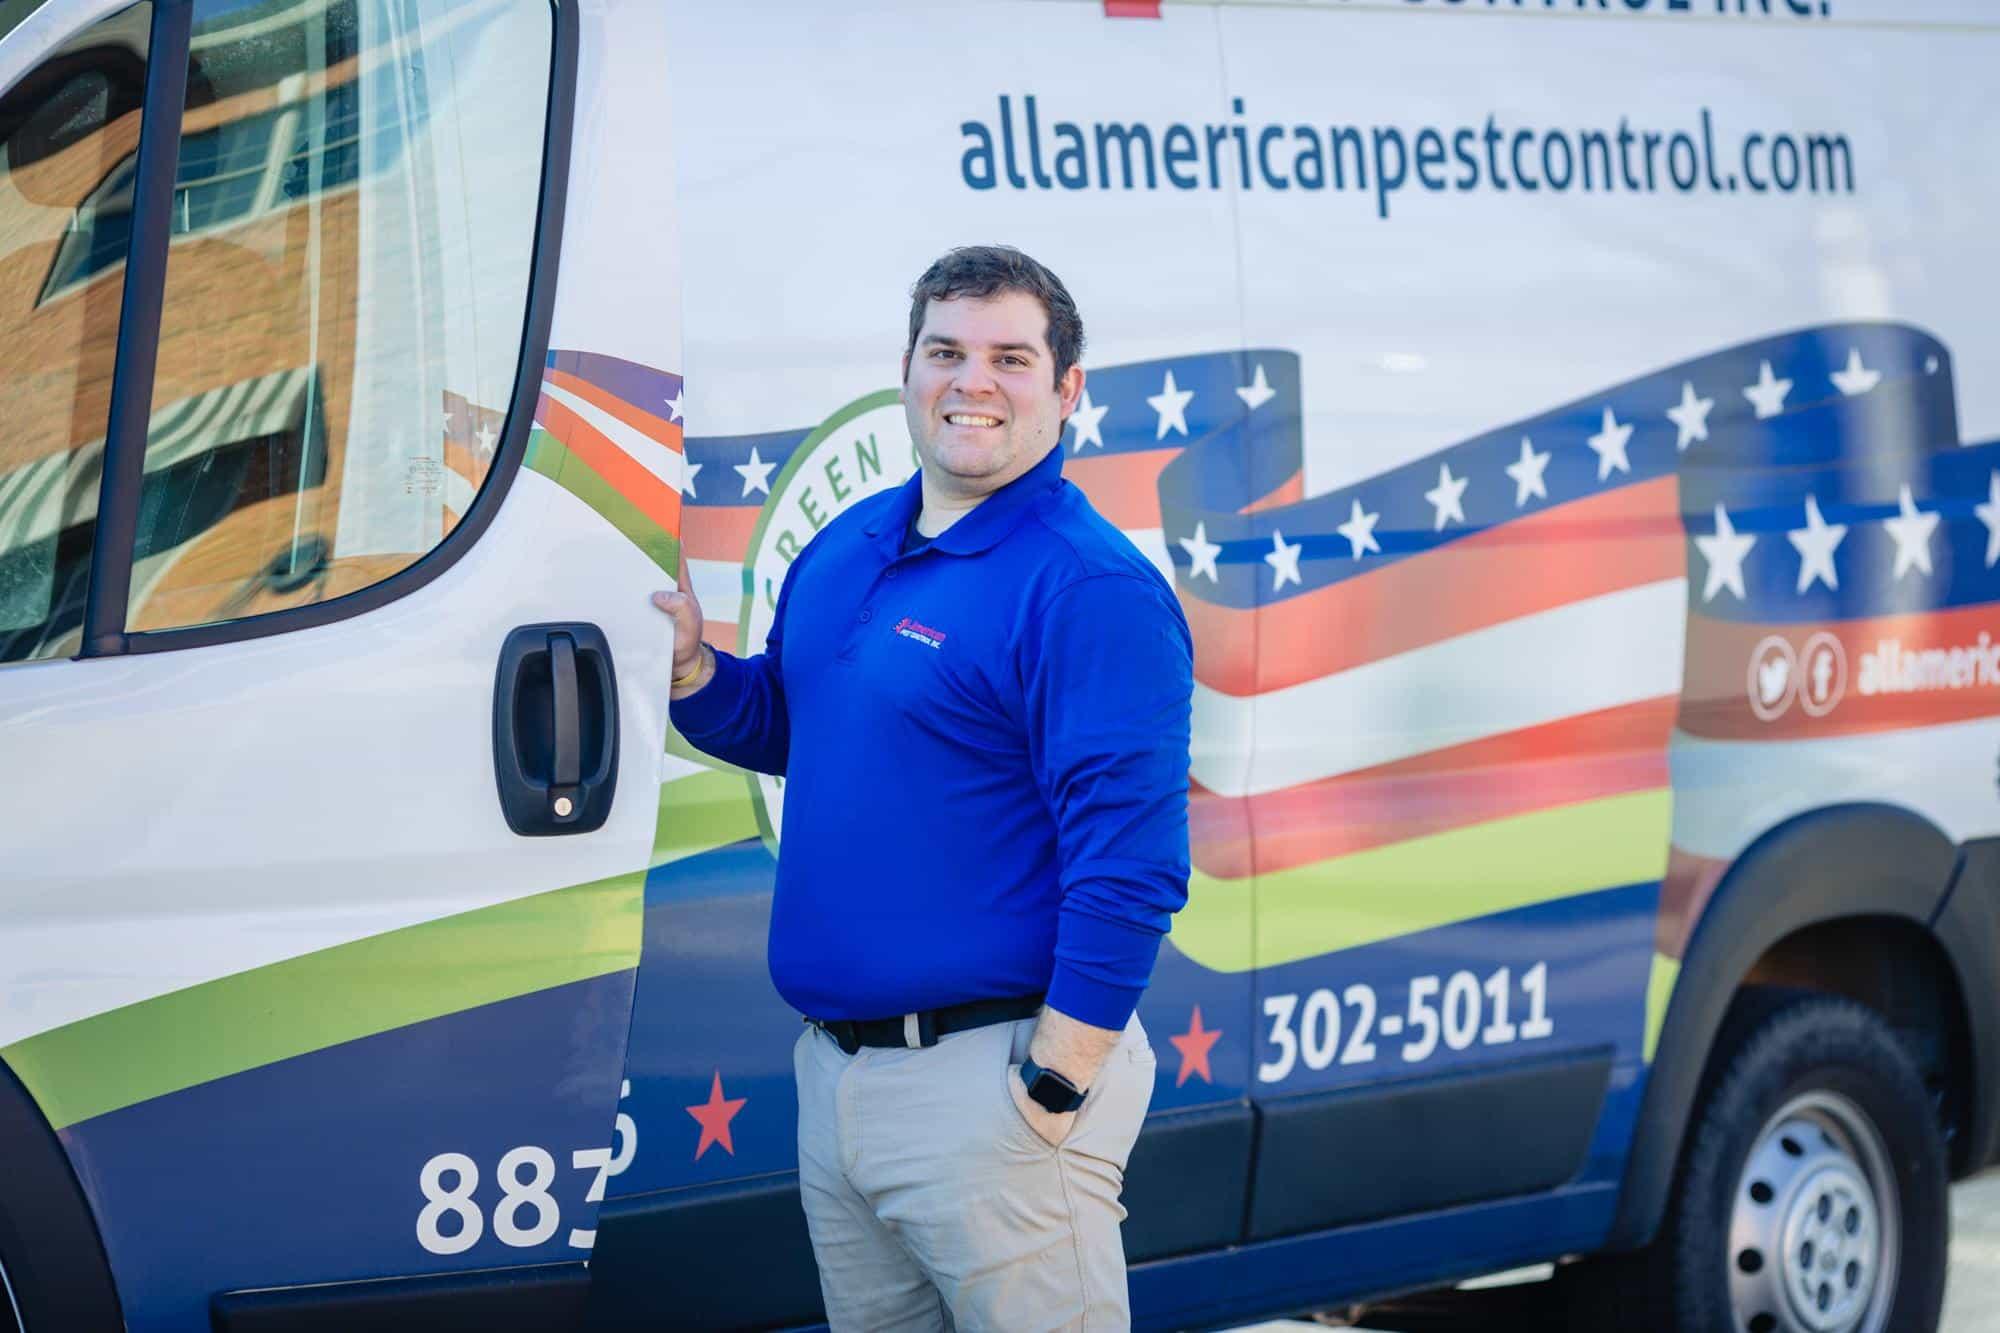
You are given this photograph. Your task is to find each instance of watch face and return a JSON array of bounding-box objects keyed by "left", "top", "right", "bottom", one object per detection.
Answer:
[{"left": 1028, "top": 1070, "right": 1084, "bottom": 1114}]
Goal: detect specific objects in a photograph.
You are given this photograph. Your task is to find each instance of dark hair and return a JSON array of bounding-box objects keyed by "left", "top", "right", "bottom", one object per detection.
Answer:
[{"left": 904, "top": 245, "right": 1085, "bottom": 386}]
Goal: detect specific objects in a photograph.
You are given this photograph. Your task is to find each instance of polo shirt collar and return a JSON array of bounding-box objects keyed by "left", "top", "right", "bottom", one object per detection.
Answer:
[{"left": 865, "top": 443, "right": 1065, "bottom": 557}]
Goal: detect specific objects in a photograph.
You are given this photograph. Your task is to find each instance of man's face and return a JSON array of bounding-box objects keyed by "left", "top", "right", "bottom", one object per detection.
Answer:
[{"left": 901, "top": 291, "right": 1084, "bottom": 500}]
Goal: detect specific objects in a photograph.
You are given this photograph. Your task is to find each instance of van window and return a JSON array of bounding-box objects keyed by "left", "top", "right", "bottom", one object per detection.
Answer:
[
  {"left": 121, "top": 0, "right": 551, "bottom": 635},
  {"left": 0, "top": 4, "right": 151, "bottom": 664}
]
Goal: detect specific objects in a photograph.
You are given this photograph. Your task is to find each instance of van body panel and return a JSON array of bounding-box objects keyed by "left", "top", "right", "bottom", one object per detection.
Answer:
[{"left": 7, "top": 0, "right": 2000, "bottom": 1328}]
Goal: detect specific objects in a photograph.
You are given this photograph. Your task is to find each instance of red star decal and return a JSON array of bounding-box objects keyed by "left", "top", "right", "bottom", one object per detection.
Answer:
[
  {"left": 685, "top": 1070, "right": 747, "bottom": 1159},
  {"left": 1169, "top": 1005, "right": 1222, "bottom": 1087}
]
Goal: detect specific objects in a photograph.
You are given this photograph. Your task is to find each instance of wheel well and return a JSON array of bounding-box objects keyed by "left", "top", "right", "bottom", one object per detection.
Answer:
[
  {"left": 0, "top": 1055, "right": 125, "bottom": 1330},
  {"left": 1606, "top": 803, "right": 1967, "bottom": 1250},
  {"left": 1739, "top": 916, "right": 1974, "bottom": 1169}
]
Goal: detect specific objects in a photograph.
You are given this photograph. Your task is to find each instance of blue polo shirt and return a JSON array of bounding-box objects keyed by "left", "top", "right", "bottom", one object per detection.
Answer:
[{"left": 671, "top": 443, "right": 1193, "bottom": 1029}]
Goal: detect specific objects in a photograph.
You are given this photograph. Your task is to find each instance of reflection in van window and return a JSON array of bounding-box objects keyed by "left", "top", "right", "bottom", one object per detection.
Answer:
[
  {"left": 40, "top": 58, "right": 431, "bottom": 301},
  {"left": 123, "top": 0, "right": 550, "bottom": 635},
  {"left": 0, "top": 4, "right": 150, "bottom": 665}
]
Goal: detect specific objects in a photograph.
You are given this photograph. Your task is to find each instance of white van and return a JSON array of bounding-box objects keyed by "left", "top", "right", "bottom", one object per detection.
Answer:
[{"left": 4, "top": 1, "right": 2000, "bottom": 1330}]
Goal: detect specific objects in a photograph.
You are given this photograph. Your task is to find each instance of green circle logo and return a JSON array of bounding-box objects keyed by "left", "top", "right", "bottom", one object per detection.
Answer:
[{"left": 738, "top": 390, "right": 919, "bottom": 851}]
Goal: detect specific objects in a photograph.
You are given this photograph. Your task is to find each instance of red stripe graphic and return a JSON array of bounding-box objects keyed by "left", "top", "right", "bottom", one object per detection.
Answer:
[
  {"left": 1656, "top": 846, "right": 1729, "bottom": 960},
  {"left": 544, "top": 367, "right": 686, "bottom": 455},
  {"left": 534, "top": 392, "right": 684, "bottom": 534},
  {"left": 443, "top": 438, "right": 481, "bottom": 482},
  {"left": 1185, "top": 477, "right": 1684, "bottom": 696},
  {"left": 1065, "top": 449, "right": 1174, "bottom": 531},
  {"left": 1242, "top": 472, "right": 1304, "bottom": 516},
  {"left": 1190, "top": 696, "right": 1678, "bottom": 878},
  {"left": 1681, "top": 603, "right": 2000, "bottom": 740},
  {"left": 683, "top": 505, "right": 761, "bottom": 562}
]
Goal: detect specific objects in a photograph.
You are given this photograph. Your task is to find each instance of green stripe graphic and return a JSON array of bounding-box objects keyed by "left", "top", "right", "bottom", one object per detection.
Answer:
[
  {"left": 1171, "top": 789, "right": 1674, "bottom": 974},
  {"left": 654, "top": 767, "right": 761, "bottom": 867},
  {"left": 1644, "top": 951, "right": 1682, "bottom": 1063},
  {"left": 641, "top": 774, "right": 1671, "bottom": 979},
  {"left": 526, "top": 428, "right": 681, "bottom": 573},
  {"left": 5, "top": 872, "right": 644, "bottom": 1131}
]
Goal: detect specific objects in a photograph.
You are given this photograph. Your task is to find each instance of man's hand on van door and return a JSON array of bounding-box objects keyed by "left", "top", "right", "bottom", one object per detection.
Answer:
[{"left": 651, "top": 561, "right": 707, "bottom": 687}]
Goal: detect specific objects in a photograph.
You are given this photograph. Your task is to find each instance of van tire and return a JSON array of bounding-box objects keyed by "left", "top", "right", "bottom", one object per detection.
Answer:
[
  {"left": 0, "top": 1059, "right": 123, "bottom": 1333},
  {"left": 1572, "top": 988, "right": 1949, "bottom": 1332}
]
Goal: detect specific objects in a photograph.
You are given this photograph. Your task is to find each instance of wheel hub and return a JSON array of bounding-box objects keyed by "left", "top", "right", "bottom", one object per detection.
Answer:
[
  {"left": 1777, "top": 1161, "right": 1879, "bottom": 1330},
  {"left": 1726, "top": 1092, "right": 1898, "bottom": 1333}
]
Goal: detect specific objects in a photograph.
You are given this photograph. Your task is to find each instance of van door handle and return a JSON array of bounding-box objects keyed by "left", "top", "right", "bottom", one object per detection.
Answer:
[
  {"left": 494, "top": 622, "right": 620, "bottom": 835},
  {"left": 549, "top": 633, "right": 581, "bottom": 791}
]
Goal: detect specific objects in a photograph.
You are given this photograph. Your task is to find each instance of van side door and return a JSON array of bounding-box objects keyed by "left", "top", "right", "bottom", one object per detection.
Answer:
[{"left": 0, "top": 1, "right": 679, "bottom": 1326}]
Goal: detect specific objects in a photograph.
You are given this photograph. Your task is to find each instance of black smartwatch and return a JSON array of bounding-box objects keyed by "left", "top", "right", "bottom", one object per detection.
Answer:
[{"left": 1018, "top": 1057, "right": 1087, "bottom": 1114}]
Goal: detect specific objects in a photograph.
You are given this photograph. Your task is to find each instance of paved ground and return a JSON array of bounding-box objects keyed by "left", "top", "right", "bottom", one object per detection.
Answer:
[
  {"left": 1943, "top": 1170, "right": 2000, "bottom": 1332},
  {"left": 1226, "top": 1170, "right": 2000, "bottom": 1332}
]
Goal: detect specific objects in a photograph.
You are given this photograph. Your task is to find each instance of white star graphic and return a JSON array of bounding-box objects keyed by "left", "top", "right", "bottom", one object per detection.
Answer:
[
  {"left": 1178, "top": 521, "right": 1221, "bottom": 582},
  {"left": 1976, "top": 471, "right": 2000, "bottom": 569},
  {"left": 1424, "top": 463, "right": 1468, "bottom": 531},
  {"left": 473, "top": 423, "right": 498, "bottom": 462},
  {"left": 1336, "top": 499, "right": 1381, "bottom": 559},
  {"left": 665, "top": 388, "right": 685, "bottom": 423},
  {"left": 1693, "top": 503, "right": 1756, "bottom": 602},
  {"left": 1068, "top": 390, "right": 1110, "bottom": 451},
  {"left": 734, "top": 445, "right": 776, "bottom": 498},
  {"left": 1787, "top": 493, "right": 1847, "bottom": 593},
  {"left": 1264, "top": 529, "right": 1303, "bottom": 589},
  {"left": 682, "top": 459, "right": 702, "bottom": 499},
  {"left": 1926, "top": 355, "right": 1941, "bottom": 375},
  {"left": 1506, "top": 437, "right": 1550, "bottom": 507},
  {"left": 1147, "top": 370, "right": 1194, "bottom": 440},
  {"left": 1236, "top": 364, "right": 1276, "bottom": 412},
  {"left": 1744, "top": 360, "right": 1793, "bottom": 419},
  {"left": 1666, "top": 381, "right": 1713, "bottom": 451},
  {"left": 1831, "top": 349, "right": 1882, "bottom": 397},
  {"left": 1586, "top": 408, "right": 1634, "bottom": 481},
  {"left": 1882, "top": 483, "right": 1940, "bottom": 580}
]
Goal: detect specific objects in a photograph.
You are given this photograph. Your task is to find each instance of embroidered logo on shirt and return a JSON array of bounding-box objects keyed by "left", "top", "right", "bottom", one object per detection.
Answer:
[{"left": 895, "top": 617, "right": 947, "bottom": 649}]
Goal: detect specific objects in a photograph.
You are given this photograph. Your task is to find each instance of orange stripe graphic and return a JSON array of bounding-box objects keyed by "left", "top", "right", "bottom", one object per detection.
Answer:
[
  {"left": 544, "top": 367, "right": 686, "bottom": 455},
  {"left": 534, "top": 392, "right": 683, "bottom": 534}
]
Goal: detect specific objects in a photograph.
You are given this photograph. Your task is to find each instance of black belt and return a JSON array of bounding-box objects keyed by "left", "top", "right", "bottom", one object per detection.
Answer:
[{"left": 808, "top": 994, "right": 1044, "bottom": 1055}]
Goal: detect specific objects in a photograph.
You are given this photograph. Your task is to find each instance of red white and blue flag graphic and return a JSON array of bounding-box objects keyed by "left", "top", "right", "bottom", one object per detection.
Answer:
[{"left": 649, "top": 323, "right": 2000, "bottom": 969}]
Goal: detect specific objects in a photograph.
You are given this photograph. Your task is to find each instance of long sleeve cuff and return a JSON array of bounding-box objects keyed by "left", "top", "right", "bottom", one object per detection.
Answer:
[
  {"left": 1047, "top": 911, "right": 1165, "bottom": 1030},
  {"left": 1047, "top": 966, "right": 1149, "bottom": 1031},
  {"left": 668, "top": 647, "right": 747, "bottom": 740}
]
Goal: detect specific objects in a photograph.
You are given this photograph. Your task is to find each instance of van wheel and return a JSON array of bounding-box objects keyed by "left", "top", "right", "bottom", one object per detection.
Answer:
[
  {"left": 1635, "top": 989, "right": 1949, "bottom": 1332},
  {"left": 1, "top": 1257, "right": 22, "bottom": 1333},
  {"left": 0, "top": 1057, "right": 125, "bottom": 1332}
]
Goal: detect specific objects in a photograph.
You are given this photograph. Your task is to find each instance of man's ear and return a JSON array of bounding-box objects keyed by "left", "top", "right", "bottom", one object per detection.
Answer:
[
  {"left": 900, "top": 351, "right": 911, "bottom": 401},
  {"left": 1057, "top": 363, "right": 1085, "bottom": 418}
]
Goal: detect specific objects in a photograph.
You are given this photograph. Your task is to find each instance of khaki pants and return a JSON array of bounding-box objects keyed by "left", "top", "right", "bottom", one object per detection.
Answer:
[{"left": 792, "top": 1012, "right": 1156, "bottom": 1332}]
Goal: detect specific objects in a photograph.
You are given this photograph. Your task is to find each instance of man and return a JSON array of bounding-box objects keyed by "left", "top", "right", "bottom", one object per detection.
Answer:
[{"left": 652, "top": 245, "right": 1193, "bottom": 1330}]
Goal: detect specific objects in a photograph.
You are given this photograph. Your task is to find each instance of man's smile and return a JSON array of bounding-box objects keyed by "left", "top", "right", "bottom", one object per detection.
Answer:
[{"left": 943, "top": 412, "right": 1004, "bottom": 428}]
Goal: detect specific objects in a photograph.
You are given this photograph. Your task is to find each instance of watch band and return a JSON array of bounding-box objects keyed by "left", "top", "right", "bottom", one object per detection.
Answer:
[{"left": 1019, "top": 1057, "right": 1087, "bottom": 1114}]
